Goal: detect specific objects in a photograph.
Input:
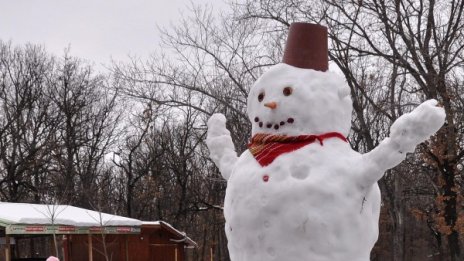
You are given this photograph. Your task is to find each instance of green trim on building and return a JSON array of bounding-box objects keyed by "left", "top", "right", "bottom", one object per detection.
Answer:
[{"left": 2, "top": 224, "right": 141, "bottom": 235}]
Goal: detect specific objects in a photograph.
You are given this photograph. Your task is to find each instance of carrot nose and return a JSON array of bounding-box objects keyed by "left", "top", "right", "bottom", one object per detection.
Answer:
[{"left": 264, "top": 102, "right": 277, "bottom": 109}]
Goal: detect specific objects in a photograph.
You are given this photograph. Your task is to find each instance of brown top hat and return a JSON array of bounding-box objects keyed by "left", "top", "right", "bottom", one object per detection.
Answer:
[{"left": 282, "top": 23, "right": 328, "bottom": 71}]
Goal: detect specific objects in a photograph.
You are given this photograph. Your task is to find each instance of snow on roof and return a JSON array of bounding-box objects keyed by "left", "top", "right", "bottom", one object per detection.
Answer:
[
  {"left": 0, "top": 202, "right": 141, "bottom": 227},
  {"left": 142, "top": 221, "right": 197, "bottom": 247}
]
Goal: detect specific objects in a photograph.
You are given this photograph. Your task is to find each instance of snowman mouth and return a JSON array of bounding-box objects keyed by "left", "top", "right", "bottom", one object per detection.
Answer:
[{"left": 254, "top": 117, "right": 294, "bottom": 130}]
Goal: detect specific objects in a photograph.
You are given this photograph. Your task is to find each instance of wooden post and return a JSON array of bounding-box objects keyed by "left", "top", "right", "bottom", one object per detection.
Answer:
[
  {"left": 175, "top": 246, "right": 178, "bottom": 261},
  {"left": 49, "top": 236, "right": 55, "bottom": 257},
  {"left": 62, "top": 235, "right": 69, "bottom": 261},
  {"left": 88, "top": 234, "right": 93, "bottom": 261},
  {"left": 30, "top": 236, "right": 34, "bottom": 257},
  {"left": 125, "top": 236, "right": 129, "bottom": 261},
  {"left": 15, "top": 238, "right": 20, "bottom": 257},
  {"left": 5, "top": 235, "right": 11, "bottom": 261}
]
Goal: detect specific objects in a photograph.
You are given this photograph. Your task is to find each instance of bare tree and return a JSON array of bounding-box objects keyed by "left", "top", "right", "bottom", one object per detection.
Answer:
[
  {"left": 35, "top": 202, "right": 68, "bottom": 258},
  {"left": 110, "top": 101, "right": 163, "bottom": 218},
  {"left": 0, "top": 41, "right": 58, "bottom": 202},
  {"left": 48, "top": 53, "right": 120, "bottom": 208}
]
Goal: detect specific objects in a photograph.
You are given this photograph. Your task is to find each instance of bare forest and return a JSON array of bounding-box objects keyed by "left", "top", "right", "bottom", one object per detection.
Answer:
[{"left": 1, "top": 0, "right": 463, "bottom": 260}]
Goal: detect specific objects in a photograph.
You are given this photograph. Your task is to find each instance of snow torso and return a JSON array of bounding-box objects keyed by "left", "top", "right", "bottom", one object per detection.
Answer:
[{"left": 225, "top": 139, "right": 380, "bottom": 261}]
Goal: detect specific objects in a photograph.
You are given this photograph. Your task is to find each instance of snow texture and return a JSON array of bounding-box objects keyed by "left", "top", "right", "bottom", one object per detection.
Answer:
[
  {"left": 206, "top": 63, "right": 445, "bottom": 261},
  {"left": 0, "top": 202, "right": 141, "bottom": 227}
]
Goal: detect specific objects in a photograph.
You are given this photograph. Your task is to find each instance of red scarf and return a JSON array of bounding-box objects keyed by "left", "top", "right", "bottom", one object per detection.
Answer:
[{"left": 248, "top": 132, "right": 347, "bottom": 167}]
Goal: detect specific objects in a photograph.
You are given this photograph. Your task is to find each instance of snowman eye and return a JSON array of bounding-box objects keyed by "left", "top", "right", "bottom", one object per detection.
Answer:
[
  {"left": 258, "top": 92, "right": 265, "bottom": 102},
  {"left": 283, "top": 87, "right": 293, "bottom": 96}
]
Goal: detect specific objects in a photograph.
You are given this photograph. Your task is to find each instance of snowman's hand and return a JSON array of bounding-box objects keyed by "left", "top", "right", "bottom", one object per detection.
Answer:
[
  {"left": 390, "top": 99, "right": 445, "bottom": 154},
  {"left": 360, "top": 99, "right": 445, "bottom": 186},
  {"left": 206, "top": 113, "right": 238, "bottom": 180}
]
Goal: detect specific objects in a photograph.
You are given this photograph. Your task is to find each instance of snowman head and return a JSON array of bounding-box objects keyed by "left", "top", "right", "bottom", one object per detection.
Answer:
[
  {"left": 246, "top": 23, "right": 352, "bottom": 137},
  {"left": 247, "top": 63, "right": 352, "bottom": 137}
]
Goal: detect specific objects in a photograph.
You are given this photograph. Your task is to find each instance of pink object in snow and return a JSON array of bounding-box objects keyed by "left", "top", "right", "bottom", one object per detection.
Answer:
[{"left": 46, "top": 257, "right": 60, "bottom": 261}]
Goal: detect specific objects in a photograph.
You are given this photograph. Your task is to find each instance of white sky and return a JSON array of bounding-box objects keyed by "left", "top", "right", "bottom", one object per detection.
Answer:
[{"left": 0, "top": 0, "right": 226, "bottom": 67}]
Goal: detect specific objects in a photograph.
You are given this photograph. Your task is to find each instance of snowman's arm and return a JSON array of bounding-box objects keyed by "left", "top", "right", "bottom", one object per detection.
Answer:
[
  {"left": 359, "top": 138, "right": 406, "bottom": 186},
  {"left": 359, "top": 99, "right": 445, "bottom": 186},
  {"left": 206, "top": 113, "right": 238, "bottom": 180}
]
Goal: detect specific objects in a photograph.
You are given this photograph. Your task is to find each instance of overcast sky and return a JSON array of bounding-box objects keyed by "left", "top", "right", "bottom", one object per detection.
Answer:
[{"left": 0, "top": 0, "right": 226, "bottom": 67}]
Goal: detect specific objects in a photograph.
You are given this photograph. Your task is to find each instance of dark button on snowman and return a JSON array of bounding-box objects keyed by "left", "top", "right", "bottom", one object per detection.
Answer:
[{"left": 206, "top": 23, "right": 445, "bottom": 261}]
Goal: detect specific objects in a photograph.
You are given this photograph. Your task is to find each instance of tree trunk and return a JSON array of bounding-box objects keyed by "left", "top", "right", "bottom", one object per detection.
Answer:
[
  {"left": 443, "top": 163, "right": 460, "bottom": 260},
  {"left": 392, "top": 173, "right": 405, "bottom": 261}
]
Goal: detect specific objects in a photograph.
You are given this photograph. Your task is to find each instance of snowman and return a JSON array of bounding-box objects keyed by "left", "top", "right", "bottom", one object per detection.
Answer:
[{"left": 206, "top": 23, "right": 445, "bottom": 261}]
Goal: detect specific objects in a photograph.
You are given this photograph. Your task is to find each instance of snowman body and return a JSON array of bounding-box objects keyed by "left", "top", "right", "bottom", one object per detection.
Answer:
[
  {"left": 206, "top": 63, "right": 445, "bottom": 261},
  {"left": 225, "top": 141, "right": 380, "bottom": 261}
]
